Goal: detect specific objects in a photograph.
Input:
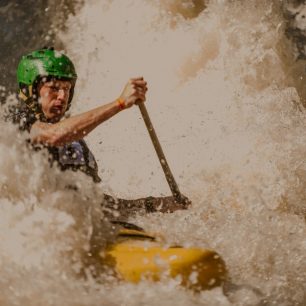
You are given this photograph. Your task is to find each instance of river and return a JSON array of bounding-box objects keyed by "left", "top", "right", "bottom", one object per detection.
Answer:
[{"left": 0, "top": 1, "right": 305, "bottom": 305}]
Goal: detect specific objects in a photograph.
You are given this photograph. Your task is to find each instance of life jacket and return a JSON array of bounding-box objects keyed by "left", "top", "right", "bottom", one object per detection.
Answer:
[{"left": 48, "top": 139, "right": 101, "bottom": 183}]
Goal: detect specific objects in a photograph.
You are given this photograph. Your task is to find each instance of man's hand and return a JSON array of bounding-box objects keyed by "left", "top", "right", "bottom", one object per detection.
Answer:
[
  {"left": 145, "top": 195, "right": 192, "bottom": 213},
  {"left": 119, "top": 77, "right": 148, "bottom": 108}
]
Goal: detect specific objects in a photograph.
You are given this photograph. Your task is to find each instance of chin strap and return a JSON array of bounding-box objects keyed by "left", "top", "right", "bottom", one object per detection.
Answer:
[{"left": 18, "top": 85, "right": 46, "bottom": 121}]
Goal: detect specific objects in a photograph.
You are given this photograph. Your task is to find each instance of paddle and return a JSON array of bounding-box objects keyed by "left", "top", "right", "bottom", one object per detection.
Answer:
[{"left": 138, "top": 102, "right": 187, "bottom": 205}]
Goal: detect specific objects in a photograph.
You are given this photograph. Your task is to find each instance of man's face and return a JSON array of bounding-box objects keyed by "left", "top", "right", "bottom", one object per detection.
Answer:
[{"left": 38, "top": 79, "right": 72, "bottom": 121}]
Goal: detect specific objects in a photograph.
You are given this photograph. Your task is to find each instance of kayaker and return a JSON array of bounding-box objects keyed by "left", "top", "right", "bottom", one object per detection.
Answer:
[{"left": 11, "top": 47, "right": 190, "bottom": 215}]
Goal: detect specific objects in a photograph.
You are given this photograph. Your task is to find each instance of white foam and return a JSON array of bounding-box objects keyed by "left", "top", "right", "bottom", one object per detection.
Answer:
[{"left": 1, "top": 0, "right": 306, "bottom": 305}]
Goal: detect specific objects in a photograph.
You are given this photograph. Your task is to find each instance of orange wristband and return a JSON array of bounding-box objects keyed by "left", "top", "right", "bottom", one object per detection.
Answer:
[{"left": 117, "top": 98, "right": 126, "bottom": 110}]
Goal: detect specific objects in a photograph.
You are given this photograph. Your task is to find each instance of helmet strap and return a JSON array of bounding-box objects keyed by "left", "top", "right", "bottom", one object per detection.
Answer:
[{"left": 18, "top": 84, "right": 47, "bottom": 121}]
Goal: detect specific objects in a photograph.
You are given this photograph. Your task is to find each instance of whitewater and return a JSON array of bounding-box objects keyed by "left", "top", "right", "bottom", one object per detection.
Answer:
[{"left": 0, "top": 0, "right": 305, "bottom": 305}]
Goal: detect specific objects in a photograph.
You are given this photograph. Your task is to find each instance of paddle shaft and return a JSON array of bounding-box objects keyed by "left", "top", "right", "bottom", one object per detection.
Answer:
[{"left": 138, "top": 103, "right": 184, "bottom": 203}]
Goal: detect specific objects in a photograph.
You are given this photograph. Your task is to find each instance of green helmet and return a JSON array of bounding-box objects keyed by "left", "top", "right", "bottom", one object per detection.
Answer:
[{"left": 17, "top": 47, "right": 77, "bottom": 119}]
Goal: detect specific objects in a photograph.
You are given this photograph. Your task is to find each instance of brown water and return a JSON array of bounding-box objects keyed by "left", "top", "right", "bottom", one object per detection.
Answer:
[{"left": 1, "top": 0, "right": 306, "bottom": 305}]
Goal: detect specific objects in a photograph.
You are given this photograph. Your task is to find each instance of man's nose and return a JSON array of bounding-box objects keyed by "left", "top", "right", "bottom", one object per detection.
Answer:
[{"left": 57, "top": 89, "right": 66, "bottom": 100}]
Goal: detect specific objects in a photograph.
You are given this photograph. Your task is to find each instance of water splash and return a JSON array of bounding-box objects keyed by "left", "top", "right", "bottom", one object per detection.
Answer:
[{"left": 1, "top": 0, "right": 306, "bottom": 305}]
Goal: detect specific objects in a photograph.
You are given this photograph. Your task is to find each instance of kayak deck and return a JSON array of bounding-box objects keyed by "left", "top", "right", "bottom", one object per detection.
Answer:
[{"left": 103, "top": 228, "right": 227, "bottom": 291}]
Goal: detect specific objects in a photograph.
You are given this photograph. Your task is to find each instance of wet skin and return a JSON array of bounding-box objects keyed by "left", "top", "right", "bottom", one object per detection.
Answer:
[{"left": 38, "top": 80, "right": 72, "bottom": 122}]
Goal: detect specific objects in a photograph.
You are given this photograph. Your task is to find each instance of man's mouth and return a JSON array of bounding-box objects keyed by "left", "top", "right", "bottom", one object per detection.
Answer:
[{"left": 51, "top": 106, "right": 63, "bottom": 115}]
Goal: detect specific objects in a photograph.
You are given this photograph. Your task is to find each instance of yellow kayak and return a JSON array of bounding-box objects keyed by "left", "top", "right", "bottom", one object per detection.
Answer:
[{"left": 103, "top": 224, "right": 227, "bottom": 291}]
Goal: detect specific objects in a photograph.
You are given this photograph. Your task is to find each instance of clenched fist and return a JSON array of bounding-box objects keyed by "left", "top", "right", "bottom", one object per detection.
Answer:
[{"left": 119, "top": 77, "right": 148, "bottom": 108}]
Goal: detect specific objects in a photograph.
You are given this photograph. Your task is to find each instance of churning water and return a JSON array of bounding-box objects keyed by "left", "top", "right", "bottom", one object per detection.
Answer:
[{"left": 1, "top": 0, "right": 306, "bottom": 305}]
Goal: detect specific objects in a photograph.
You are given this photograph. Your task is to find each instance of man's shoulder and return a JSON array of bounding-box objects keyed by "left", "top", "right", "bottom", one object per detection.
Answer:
[{"left": 8, "top": 104, "right": 37, "bottom": 132}]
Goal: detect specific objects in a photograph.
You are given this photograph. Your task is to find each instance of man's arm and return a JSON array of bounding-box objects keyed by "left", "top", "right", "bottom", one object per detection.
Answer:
[
  {"left": 30, "top": 77, "right": 147, "bottom": 146},
  {"left": 31, "top": 100, "right": 121, "bottom": 146}
]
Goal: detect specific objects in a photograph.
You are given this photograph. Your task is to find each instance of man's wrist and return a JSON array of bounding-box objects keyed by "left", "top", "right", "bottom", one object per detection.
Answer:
[{"left": 116, "top": 98, "right": 126, "bottom": 110}]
